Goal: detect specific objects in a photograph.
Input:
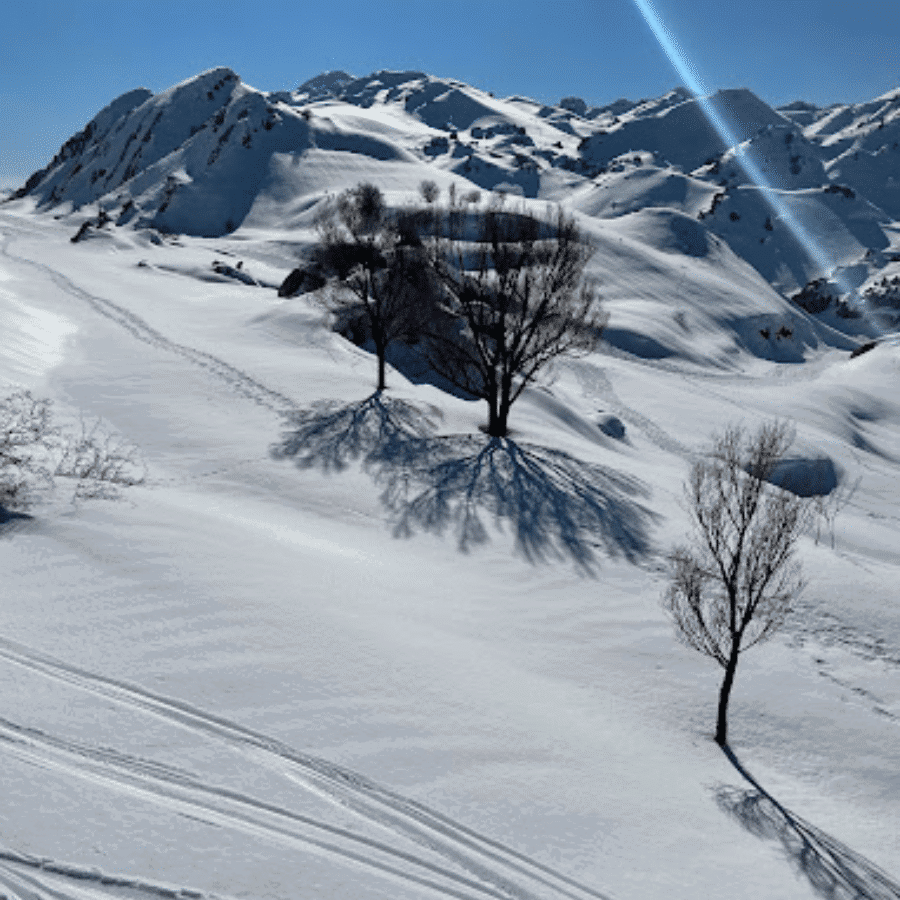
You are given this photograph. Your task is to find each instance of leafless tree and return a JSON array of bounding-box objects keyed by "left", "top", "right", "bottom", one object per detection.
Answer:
[
  {"left": 423, "top": 196, "right": 607, "bottom": 437},
  {"left": 418, "top": 180, "right": 439, "bottom": 205},
  {"left": 54, "top": 413, "right": 146, "bottom": 500},
  {"left": 812, "top": 475, "right": 860, "bottom": 549},
  {"left": 313, "top": 182, "right": 437, "bottom": 392},
  {"left": 1, "top": 388, "right": 146, "bottom": 514},
  {"left": 663, "top": 421, "right": 811, "bottom": 746},
  {"left": 0, "top": 390, "right": 55, "bottom": 511}
]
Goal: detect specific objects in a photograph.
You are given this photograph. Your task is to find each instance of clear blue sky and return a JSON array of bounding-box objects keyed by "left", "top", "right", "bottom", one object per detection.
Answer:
[{"left": 2, "top": 0, "right": 899, "bottom": 187}]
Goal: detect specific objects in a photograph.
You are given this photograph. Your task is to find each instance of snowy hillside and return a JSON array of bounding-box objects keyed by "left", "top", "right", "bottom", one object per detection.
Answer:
[
  {"left": 1, "top": 68, "right": 900, "bottom": 900},
  {"left": 9, "top": 67, "right": 900, "bottom": 350}
]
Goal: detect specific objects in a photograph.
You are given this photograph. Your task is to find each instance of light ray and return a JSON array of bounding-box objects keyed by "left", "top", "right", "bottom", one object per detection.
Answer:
[{"left": 631, "top": 0, "right": 893, "bottom": 338}]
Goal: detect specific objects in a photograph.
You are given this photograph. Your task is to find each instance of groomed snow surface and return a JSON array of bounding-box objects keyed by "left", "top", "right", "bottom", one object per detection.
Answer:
[{"left": 0, "top": 201, "right": 898, "bottom": 900}]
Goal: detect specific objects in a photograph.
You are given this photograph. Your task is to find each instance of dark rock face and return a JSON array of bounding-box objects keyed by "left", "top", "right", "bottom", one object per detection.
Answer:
[
  {"left": 559, "top": 97, "right": 587, "bottom": 117},
  {"left": 850, "top": 340, "right": 878, "bottom": 358},
  {"left": 71, "top": 222, "right": 92, "bottom": 243},
  {"left": 597, "top": 414, "right": 626, "bottom": 439},
  {"left": 278, "top": 267, "right": 327, "bottom": 297}
]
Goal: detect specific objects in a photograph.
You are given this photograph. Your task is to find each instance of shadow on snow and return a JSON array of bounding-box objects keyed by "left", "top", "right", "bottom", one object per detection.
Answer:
[
  {"left": 270, "top": 392, "right": 656, "bottom": 574},
  {"left": 0, "top": 505, "right": 33, "bottom": 536},
  {"left": 717, "top": 745, "right": 900, "bottom": 900}
]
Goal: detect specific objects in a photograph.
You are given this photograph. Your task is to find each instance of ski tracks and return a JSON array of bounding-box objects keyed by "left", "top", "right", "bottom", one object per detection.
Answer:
[
  {"left": 0, "top": 230, "right": 299, "bottom": 416},
  {"left": 0, "top": 851, "right": 210, "bottom": 900},
  {"left": 565, "top": 360, "right": 696, "bottom": 462},
  {"left": 0, "top": 220, "right": 614, "bottom": 899},
  {"left": 0, "top": 637, "right": 613, "bottom": 900}
]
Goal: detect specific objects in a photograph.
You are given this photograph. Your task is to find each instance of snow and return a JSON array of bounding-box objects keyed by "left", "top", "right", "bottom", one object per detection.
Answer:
[
  {"left": 579, "top": 88, "right": 789, "bottom": 175},
  {"left": 1, "top": 69, "right": 900, "bottom": 900}
]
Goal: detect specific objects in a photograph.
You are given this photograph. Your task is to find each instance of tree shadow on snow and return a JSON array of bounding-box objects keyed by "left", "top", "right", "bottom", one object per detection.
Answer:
[
  {"left": 271, "top": 394, "right": 656, "bottom": 574},
  {"left": 717, "top": 746, "right": 900, "bottom": 900},
  {"left": 379, "top": 435, "right": 655, "bottom": 574},
  {"left": 0, "top": 505, "right": 33, "bottom": 537},
  {"left": 270, "top": 391, "right": 436, "bottom": 473}
]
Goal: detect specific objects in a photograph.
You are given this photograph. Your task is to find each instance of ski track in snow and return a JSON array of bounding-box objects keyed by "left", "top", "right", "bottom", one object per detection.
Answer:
[
  {"left": 565, "top": 360, "right": 696, "bottom": 461},
  {"left": 0, "top": 228, "right": 300, "bottom": 416},
  {"left": 0, "top": 637, "right": 612, "bottom": 900},
  {"left": 0, "top": 852, "right": 214, "bottom": 900},
  {"left": 4, "top": 213, "right": 898, "bottom": 894}
]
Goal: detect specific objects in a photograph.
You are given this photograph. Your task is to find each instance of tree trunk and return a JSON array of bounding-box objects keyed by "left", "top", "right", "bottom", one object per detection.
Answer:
[
  {"left": 497, "top": 374, "right": 512, "bottom": 438},
  {"left": 485, "top": 373, "right": 512, "bottom": 437},
  {"left": 485, "top": 375, "right": 504, "bottom": 437},
  {"left": 371, "top": 314, "right": 386, "bottom": 391},
  {"left": 376, "top": 344, "right": 386, "bottom": 391},
  {"left": 487, "top": 402, "right": 502, "bottom": 437},
  {"left": 489, "top": 405, "right": 509, "bottom": 438},
  {"left": 715, "top": 646, "right": 740, "bottom": 746}
]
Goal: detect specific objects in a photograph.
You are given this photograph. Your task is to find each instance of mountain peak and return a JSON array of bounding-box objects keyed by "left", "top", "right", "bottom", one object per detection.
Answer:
[{"left": 294, "top": 70, "right": 356, "bottom": 102}]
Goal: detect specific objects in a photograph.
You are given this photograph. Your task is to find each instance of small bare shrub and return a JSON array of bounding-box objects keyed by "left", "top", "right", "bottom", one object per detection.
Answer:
[
  {"left": 54, "top": 414, "right": 146, "bottom": 500},
  {"left": 1, "top": 388, "right": 145, "bottom": 512},
  {"left": 0, "top": 390, "right": 56, "bottom": 510},
  {"left": 812, "top": 476, "right": 860, "bottom": 549}
]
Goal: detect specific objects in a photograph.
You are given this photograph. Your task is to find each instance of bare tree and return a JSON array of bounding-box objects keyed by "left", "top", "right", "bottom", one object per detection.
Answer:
[
  {"left": 54, "top": 413, "right": 146, "bottom": 500},
  {"left": 812, "top": 474, "right": 860, "bottom": 549},
  {"left": 423, "top": 197, "right": 607, "bottom": 437},
  {"left": 314, "top": 182, "right": 436, "bottom": 392},
  {"left": 1, "top": 388, "right": 146, "bottom": 514},
  {"left": 418, "top": 180, "right": 439, "bottom": 205},
  {"left": 663, "top": 421, "right": 811, "bottom": 746},
  {"left": 0, "top": 390, "right": 55, "bottom": 511}
]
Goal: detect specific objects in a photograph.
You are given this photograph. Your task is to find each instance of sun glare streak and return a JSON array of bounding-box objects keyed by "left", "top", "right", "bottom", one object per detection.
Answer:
[{"left": 631, "top": 0, "right": 886, "bottom": 332}]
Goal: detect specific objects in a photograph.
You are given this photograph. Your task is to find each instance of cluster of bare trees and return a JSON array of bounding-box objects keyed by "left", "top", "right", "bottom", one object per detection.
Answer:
[
  {"left": 309, "top": 181, "right": 831, "bottom": 749},
  {"left": 312, "top": 181, "right": 607, "bottom": 437}
]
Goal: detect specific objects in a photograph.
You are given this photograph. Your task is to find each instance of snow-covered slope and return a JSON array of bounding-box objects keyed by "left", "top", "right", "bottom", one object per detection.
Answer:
[
  {"left": 2, "top": 175, "right": 900, "bottom": 900},
  {"left": 784, "top": 87, "right": 900, "bottom": 219},
  {"left": 579, "top": 88, "right": 789, "bottom": 174},
  {"left": 2, "top": 71, "right": 899, "bottom": 900}
]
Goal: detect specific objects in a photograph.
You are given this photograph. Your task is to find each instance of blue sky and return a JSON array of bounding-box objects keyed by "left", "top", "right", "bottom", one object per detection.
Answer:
[{"left": 2, "top": 0, "right": 899, "bottom": 187}]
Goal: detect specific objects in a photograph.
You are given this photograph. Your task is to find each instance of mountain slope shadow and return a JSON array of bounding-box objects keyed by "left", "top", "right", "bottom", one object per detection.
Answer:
[
  {"left": 717, "top": 746, "right": 900, "bottom": 900},
  {"left": 271, "top": 395, "right": 656, "bottom": 573}
]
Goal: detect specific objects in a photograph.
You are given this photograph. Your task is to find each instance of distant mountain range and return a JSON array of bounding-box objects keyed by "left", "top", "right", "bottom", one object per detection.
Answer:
[{"left": 7, "top": 68, "right": 900, "bottom": 333}]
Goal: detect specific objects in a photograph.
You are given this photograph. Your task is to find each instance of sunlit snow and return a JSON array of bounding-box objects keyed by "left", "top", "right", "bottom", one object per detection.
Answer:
[{"left": 0, "top": 67, "right": 899, "bottom": 900}]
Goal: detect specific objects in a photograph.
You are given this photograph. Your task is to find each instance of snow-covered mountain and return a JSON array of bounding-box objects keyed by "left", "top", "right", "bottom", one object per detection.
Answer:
[{"left": 6, "top": 67, "right": 900, "bottom": 355}]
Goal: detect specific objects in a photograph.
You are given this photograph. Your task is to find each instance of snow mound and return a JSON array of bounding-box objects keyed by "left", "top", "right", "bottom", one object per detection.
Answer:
[
  {"left": 569, "top": 154, "right": 717, "bottom": 220},
  {"left": 619, "top": 207, "right": 716, "bottom": 257},
  {"left": 577, "top": 208, "right": 831, "bottom": 364}
]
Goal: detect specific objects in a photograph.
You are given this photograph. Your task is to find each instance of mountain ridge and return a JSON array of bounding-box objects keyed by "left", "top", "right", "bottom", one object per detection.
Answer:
[{"left": 6, "top": 67, "right": 900, "bottom": 340}]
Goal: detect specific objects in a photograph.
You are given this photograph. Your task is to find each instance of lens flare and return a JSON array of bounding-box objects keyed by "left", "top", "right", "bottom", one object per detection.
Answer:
[{"left": 631, "top": 0, "right": 891, "bottom": 337}]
